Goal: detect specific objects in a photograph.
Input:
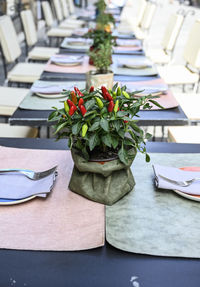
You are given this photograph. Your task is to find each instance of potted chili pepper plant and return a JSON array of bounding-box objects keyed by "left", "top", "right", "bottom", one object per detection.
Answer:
[{"left": 49, "top": 84, "right": 161, "bottom": 205}]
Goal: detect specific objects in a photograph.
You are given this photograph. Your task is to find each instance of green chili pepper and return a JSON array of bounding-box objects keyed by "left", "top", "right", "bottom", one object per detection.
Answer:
[
  {"left": 114, "top": 100, "right": 119, "bottom": 113},
  {"left": 122, "top": 91, "right": 130, "bottom": 99},
  {"left": 117, "top": 86, "right": 121, "bottom": 97},
  {"left": 112, "top": 91, "right": 117, "bottom": 99},
  {"left": 82, "top": 123, "right": 88, "bottom": 137},
  {"left": 64, "top": 101, "right": 69, "bottom": 113},
  {"left": 95, "top": 97, "right": 104, "bottom": 109}
]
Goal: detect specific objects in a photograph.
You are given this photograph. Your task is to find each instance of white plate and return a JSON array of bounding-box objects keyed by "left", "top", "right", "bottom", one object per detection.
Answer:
[
  {"left": 0, "top": 195, "right": 36, "bottom": 206},
  {"left": 51, "top": 61, "right": 82, "bottom": 67},
  {"left": 174, "top": 167, "right": 200, "bottom": 202},
  {"left": 35, "top": 92, "right": 66, "bottom": 99}
]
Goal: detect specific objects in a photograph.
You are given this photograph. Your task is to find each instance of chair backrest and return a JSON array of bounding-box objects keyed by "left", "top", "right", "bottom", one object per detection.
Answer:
[
  {"left": 137, "top": 0, "right": 147, "bottom": 27},
  {"left": 0, "top": 15, "right": 21, "bottom": 63},
  {"left": 162, "top": 13, "right": 184, "bottom": 52},
  {"left": 53, "top": 0, "right": 64, "bottom": 22},
  {"left": 42, "top": 1, "right": 54, "bottom": 27},
  {"left": 120, "top": 0, "right": 147, "bottom": 26},
  {"left": 21, "top": 10, "right": 38, "bottom": 47},
  {"left": 67, "top": 0, "right": 75, "bottom": 14},
  {"left": 140, "top": 1, "right": 156, "bottom": 30},
  {"left": 184, "top": 19, "right": 200, "bottom": 69},
  {"left": 60, "top": 0, "right": 70, "bottom": 18}
]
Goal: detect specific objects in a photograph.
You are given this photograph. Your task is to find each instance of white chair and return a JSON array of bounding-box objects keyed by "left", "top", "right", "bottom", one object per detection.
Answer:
[
  {"left": 53, "top": 0, "right": 85, "bottom": 29},
  {"left": 158, "top": 19, "right": 200, "bottom": 90},
  {"left": 41, "top": 1, "right": 73, "bottom": 40},
  {"left": 0, "top": 86, "right": 29, "bottom": 116},
  {"left": 168, "top": 126, "right": 200, "bottom": 143},
  {"left": 146, "top": 13, "right": 184, "bottom": 65},
  {"left": 134, "top": 1, "right": 157, "bottom": 40},
  {"left": 0, "top": 123, "right": 38, "bottom": 138},
  {"left": 0, "top": 15, "right": 45, "bottom": 85},
  {"left": 21, "top": 10, "right": 59, "bottom": 61},
  {"left": 117, "top": 0, "right": 147, "bottom": 34},
  {"left": 173, "top": 93, "right": 200, "bottom": 121}
]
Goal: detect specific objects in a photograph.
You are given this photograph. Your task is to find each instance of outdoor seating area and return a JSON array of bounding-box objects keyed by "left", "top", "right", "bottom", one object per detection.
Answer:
[{"left": 0, "top": 0, "right": 200, "bottom": 286}]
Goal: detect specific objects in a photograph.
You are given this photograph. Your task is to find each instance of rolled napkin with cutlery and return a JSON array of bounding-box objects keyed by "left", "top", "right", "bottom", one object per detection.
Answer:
[
  {"left": 0, "top": 166, "right": 57, "bottom": 199},
  {"left": 153, "top": 164, "right": 200, "bottom": 195}
]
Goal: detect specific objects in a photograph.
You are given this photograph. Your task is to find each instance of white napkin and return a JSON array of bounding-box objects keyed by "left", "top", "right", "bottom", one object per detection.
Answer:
[
  {"left": 31, "top": 81, "right": 74, "bottom": 94},
  {"left": 117, "top": 58, "right": 153, "bottom": 69},
  {"left": 50, "top": 55, "right": 84, "bottom": 65},
  {"left": 0, "top": 171, "right": 57, "bottom": 199},
  {"left": 126, "top": 83, "right": 168, "bottom": 95},
  {"left": 65, "top": 37, "right": 92, "bottom": 46},
  {"left": 116, "top": 39, "right": 141, "bottom": 47},
  {"left": 153, "top": 164, "right": 200, "bottom": 195}
]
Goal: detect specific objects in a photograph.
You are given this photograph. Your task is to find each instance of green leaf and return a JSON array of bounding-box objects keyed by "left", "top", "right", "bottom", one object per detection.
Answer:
[
  {"left": 72, "top": 122, "right": 82, "bottom": 135},
  {"left": 68, "top": 134, "right": 73, "bottom": 149},
  {"left": 89, "top": 121, "right": 100, "bottom": 132},
  {"left": 89, "top": 133, "right": 100, "bottom": 151},
  {"left": 48, "top": 110, "right": 59, "bottom": 121},
  {"left": 85, "top": 99, "right": 96, "bottom": 111},
  {"left": 101, "top": 134, "right": 112, "bottom": 147},
  {"left": 54, "top": 122, "right": 68, "bottom": 134},
  {"left": 111, "top": 136, "right": 119, "bottom": 149},
  {"left": 84, "top": 110, "right": 97, "bottom": 118},
  {"left": 113, "top": 120, "right": 121, "bottom": 132},
  {"left": 123, "top": 137, "right": 134, "bottom": 146},
  {"left": 117, "top": 111, "right": 128, "bottom": 117},
  {"left": 118, "top": 145, "right": 128, "bottom": 165},
  {"left": 100, "top": 118, "right": 109, "bottom": 132},
  {"left": 112, "top": 82, "right": 118, "bottom": 91},
  {"left": 118, "top": 129, "right": 125, "bottom": 138},
  {"left": 145, "top": 133, "right": 152, "bottom": 140},
  {"left": 149, "top": 99, "right": 164, "bottom": 109}
]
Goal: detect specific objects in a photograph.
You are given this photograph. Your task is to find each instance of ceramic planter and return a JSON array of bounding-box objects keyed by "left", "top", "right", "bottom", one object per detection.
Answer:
[
  {"left": 86, "top": 71, "right": 114, "bottom": 90},
  {"left": 68, "top": 148, "right": 136, "bottom": 205}
]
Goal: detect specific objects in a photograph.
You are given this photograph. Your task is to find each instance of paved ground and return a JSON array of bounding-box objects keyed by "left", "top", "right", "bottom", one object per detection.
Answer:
[{"left": 0, "top": 0, "right": 199, "bottom": 140}]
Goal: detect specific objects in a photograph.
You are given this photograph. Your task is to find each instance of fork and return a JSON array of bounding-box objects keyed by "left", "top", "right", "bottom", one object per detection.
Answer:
[
  {"left": 0, "top": 166, "right": 58, "bottom": 180},
  {"left": 159, "top": 174, "right": 200, "bottom": 187}
]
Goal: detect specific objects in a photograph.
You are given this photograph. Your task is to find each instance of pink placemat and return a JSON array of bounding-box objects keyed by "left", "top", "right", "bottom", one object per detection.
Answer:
[
  {"left": 119, "top": 79, "right": 178, "bottom": 110},
  {"left": 44, "top": 55, "right": 95, "bottom": 74},
  {"left": 0, "top": 146, "right": 105, "bottom": 251}
]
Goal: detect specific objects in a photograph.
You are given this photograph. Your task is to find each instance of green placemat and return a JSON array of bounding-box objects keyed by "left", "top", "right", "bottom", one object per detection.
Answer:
[
  {"left": 19, "top": 81, "right": 86, "bottom": 110},
  {"left": 113, "top": 66, "right": 158, "bottom": 76},
  {"left": 106, "top": 153, "right": 200, "bottom": 258}
]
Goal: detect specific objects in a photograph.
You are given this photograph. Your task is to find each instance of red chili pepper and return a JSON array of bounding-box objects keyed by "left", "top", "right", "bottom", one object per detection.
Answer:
[
  {"left": 89, "top": 86, "right": 94, "bottom": 93},
  {"left": 108, "top": 100, "right": 114, "bottom": 112},
  {"left": 105, "top": 92, "right": 113, "bottom": 101},
  {"left": 101, "top": 86, "right": 108, "bottom": 99},
  {"left": 69, "top": 106, "right": 76, "bottom": 116},
  {"left": 124, "top": 120, "right": 128, "bottom": 123},
  {"left": 70, "top": 91, "right": 77, "bottom": 105},
  {"left": 80, "top": 105, "right": 87, "bottom": 116},
  {"left": 74, "top": 87, "right": 84, "bottom": 97},
  {"left": 78, "top": 98, "right": 84, "bottom": 107},
  {"left": 67, "top": 99, "right": 76, "bottom": 108}
]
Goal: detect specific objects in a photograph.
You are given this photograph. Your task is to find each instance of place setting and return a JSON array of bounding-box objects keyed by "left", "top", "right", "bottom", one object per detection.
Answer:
[
  {"left": 60, "top": 37, "right": 93, "bottom": 51},
  {"left": 19, "top": 80, "right": 86, "bottom": 110}
]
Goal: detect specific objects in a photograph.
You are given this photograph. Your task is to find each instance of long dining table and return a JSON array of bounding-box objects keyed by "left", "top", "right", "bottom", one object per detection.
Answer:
[{"left": 0, "top": 138, "right": 200, "bottom": 287}]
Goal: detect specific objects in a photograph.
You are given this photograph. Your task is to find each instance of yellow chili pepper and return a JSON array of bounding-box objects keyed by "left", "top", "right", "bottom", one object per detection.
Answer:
[
  {"left": 82, "top": 123, "right": 88, "bottom": 137},
  {"left": 64, "top": 101, "right": 69, "bottom": 114},
  {"left": 122, "top": 91, "right": 130, "bottom": 99},
  {"left": 112, "top": 91, "right": 117, "bottom": 99},
  {"left": 95, "top": 97, "right": 104, "bottom": 109},
  {"left": 117, "top": 86, "right": 121, "bottom": 97},
  {"left": 114, "top": 100, "right": 119, "bottom": 113}
]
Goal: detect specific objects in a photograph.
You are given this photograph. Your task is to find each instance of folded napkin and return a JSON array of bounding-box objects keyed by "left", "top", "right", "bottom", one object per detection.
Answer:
[
  {"left": 117, "top": 58, "right": 152, "bottom": 69},
  {"left": 72, "top": 28, "right": 89, "bottom": 36},
  {"left": 116, "top": 39, "right": 141, "bottom": 47},
  {"left": 31, "top": 81, "right": 75, "bottom": 94},
  {"left": 0, "top": 171, "right": 57, "bottom": 199},
  {"left": 50, "top": 55, "right": 84, "bottom": 65},
  {"left": 153, "top": 164, "right": 200, "bottom": 195},
  {"left": 65, "top": 37, "right": 92, "bottom": 46},
  {"left": 126, "top": 83, "right": 168, "bottom": 95}
]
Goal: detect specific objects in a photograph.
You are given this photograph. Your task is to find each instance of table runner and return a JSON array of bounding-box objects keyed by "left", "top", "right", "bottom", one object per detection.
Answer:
[
  {"left": 106, "top": 152, "right": 200, "bottom": 258},
  {"left": 0, "top": 146, "right": 105, "bottom": 251}
]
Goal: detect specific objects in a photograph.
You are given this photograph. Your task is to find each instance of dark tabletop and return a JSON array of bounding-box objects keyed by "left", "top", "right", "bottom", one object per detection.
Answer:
[{"left": 0, "top": 139, "right": 200, "bottom": 287}]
